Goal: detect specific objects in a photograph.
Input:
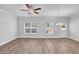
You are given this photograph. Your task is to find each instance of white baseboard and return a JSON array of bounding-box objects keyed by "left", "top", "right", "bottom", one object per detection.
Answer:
[
  {"left": 0, "top": 36, "right": 17, "bottom": 46},
  {"left": 0, "top": 35, "right": 79, "bottom": 46},
  {"left": 0, "top": 36, "right": 68, "bottom": 46},
  {"left": 68, "top": 36, "right": 79, "bottom": 41},
  {"left": 17, "top": 36, "right": 68, "bottom": 38}
]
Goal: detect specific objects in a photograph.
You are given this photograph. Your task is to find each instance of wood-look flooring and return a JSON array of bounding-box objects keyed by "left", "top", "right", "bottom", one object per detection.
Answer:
[{"left": 0, "top": 38, "right": 79, "bottom": 54}]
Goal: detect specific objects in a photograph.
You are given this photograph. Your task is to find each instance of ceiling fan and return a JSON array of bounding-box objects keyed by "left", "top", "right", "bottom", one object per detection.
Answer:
[{"left": 21, "top": 4, "right": 41, "bottom": 14}]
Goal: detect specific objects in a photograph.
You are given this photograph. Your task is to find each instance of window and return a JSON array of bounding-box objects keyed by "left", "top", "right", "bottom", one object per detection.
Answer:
[
  {"left": 24, "top": 22, "right": 38, "bottom": 34},
  {"left": 46, "top": 22, "right": 54, "bottom": 34},
  {"left": 56, "top": 23, "right": 66, "bottom": 31}
]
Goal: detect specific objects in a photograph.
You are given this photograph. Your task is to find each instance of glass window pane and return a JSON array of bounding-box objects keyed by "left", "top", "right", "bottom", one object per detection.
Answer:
[
  {"left": 25, "top": 28, "right": 30, "bottom": 33},
  {"left": 32, "top": 23, "right": 37, "bottom": 27},
  {"left": 25, "top": 23, "right": 31, "bottom": 27},
  {"left": 31, "top": 28, "right": 37, "bottom": 33}
]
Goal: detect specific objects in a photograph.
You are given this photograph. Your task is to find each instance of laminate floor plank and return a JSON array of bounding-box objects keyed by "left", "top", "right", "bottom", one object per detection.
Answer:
[{"left": 0, "top": 38, "right": 79, "bottom": 54}]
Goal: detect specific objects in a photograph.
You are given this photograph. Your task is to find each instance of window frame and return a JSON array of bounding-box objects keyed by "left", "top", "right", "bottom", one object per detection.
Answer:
[{"left": 24, "top": 22, "right": 38, "bottom": 34}]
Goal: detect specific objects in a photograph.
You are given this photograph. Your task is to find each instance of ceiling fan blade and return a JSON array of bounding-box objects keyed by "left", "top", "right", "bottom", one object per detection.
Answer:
[
  {"left": 25, "top": 4, "right": 30, "bottom": 9},
  {"left": 34, "top": 12, "right": 39, "bottom": 14},
  {"left": 21, "top": 9, "right": 29, "bottom": 11},
  {"left": 34, "top": 8, "right": 41, "bottom": 11}
]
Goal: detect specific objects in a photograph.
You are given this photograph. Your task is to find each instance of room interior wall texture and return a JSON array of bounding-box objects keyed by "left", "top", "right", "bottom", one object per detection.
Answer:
[
  {"left": 17, "top": 16, "right": 69, "bottom": 38},
  {"left": 0, "top": 11, "right": 17, "bottom": 44},
  {"left": 69, "top": 15, "right": 79, "bottom": 41}
]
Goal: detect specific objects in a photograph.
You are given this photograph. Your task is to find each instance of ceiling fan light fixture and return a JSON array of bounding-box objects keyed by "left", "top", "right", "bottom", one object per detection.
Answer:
[
  {"left": 29, "top": 9, "right": 34, "bottom": 14},
  {"left": 21, "top": 4, "right": 41, "bottom": 15}
]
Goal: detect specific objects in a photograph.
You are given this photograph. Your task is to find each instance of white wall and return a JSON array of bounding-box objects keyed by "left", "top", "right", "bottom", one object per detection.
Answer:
[
  {"left": 17, "top": 16, "right": 69, "bottom": 38},
  {"left": 69, "top": 15, "right": 79, "bottom": 41},
  {"left": 0, "top": 11, "right": 17, "bottom": 44}
]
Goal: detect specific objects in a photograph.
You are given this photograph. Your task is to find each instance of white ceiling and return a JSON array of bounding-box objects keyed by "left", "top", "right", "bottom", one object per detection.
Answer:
[{"left": 0, "top": 4, "right": 79, "bottom": 17}]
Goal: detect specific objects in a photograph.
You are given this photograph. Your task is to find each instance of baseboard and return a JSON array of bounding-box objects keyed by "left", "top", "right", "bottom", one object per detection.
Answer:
[
  {"left": 0, "top": 36, "right": 78, "bottom": 46},
  {"left": 0, "top": 36, "right": 17, "bottom": 46},
  {"left": 68, "top": 36, "right": 79, "bottom": 41},
  {"left": 17, "top": 36, "right": 68, "bottom": 38},
  {"left": 0, "top": 36, "right": 67, "bottom": 46}
]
